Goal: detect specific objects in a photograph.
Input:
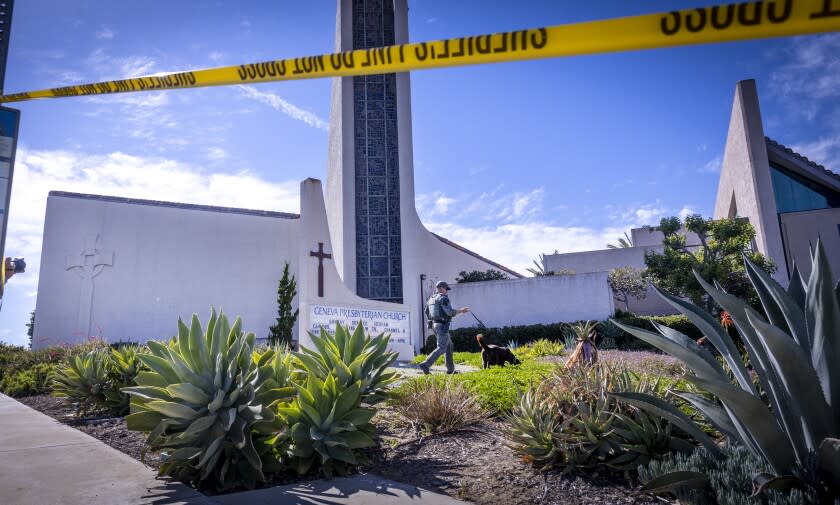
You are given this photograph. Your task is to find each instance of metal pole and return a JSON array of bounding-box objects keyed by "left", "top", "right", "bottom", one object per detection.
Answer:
[{"left": 419, "top": 274, "right": 426, "bottom": 352}]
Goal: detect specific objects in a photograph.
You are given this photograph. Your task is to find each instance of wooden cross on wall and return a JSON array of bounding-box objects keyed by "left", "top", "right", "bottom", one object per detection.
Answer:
[{"left": 309, "top": 242, "right": 332, "bottom": 298}]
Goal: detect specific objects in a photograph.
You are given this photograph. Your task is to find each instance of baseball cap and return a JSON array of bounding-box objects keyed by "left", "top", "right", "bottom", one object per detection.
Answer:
[{"left": 435, "top": 280, "right": 450, "bottom": 290}]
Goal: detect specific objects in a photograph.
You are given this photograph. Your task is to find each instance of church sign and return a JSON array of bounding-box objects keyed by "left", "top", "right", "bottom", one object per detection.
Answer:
[{"left": 308, "top": 304, "right": 411, "bottom": 346}]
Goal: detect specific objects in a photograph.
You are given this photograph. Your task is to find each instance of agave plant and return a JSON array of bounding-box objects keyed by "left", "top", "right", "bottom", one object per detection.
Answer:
[
  {"left": 123, "top": 308, "right": 293, "bottom": 491},
  {"left": 611, "top": 240, "right": 840, "bottom": 501},
  {"left": 294, "top": 323, "right": 398, "bottom": 404},
  {"left": 564, "top": 320, "right": 600, "bottom": 367},
  {"left": 277, "top": 373, "right": 376, "bottom": 477},
  {"left": 104, "top": 345, "right": 145, "bottom": 416},
  {"left": 53, "top": 349, "right": 110, "bottom": 415}
]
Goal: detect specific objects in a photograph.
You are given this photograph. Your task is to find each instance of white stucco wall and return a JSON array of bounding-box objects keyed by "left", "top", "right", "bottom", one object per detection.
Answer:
[
  {"left": 33, "top": 193, "right": 299, "bottom": 349},
  {"left": 446, "top": 273, "right": 615, "bottom": 330},
  {"left": 542, "top": 246, "right": 674, "bottom": 316}
]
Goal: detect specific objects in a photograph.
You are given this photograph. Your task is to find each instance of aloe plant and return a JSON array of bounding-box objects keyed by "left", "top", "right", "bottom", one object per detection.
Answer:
[
  {"left": 123, "top": 309, "right": 294, "bottom": 491},
  {"left": 611, "top": 240, "right": 840, "bottom": 501},
  {"left": 294, "top": 323, "right": 398, "bottom": 404},
  {"left": 277, "top": 373, "right": 376, "bottom": 477},
  {"left": 53, "top": 349, "right": 109, "bottom": 415}
]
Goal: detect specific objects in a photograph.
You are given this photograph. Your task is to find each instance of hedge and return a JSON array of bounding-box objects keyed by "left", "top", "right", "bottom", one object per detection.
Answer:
[{"left": 421, "top": 313, "right": 703, "bottom": 353}]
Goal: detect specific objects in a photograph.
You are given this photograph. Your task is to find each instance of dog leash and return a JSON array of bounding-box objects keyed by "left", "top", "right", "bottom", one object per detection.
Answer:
[{"left": 470, "top": 312, "right": 488, "bottom": 329}]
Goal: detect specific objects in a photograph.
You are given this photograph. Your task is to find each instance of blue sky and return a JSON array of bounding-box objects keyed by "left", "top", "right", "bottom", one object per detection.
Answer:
[{"left": 0, "top": 1, "right": 838, "bottom": 346}]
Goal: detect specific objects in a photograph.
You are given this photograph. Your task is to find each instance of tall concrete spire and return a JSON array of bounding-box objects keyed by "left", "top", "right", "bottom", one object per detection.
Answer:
[{"left": 325, "top": 0, "right": 417, "bottom": 304}]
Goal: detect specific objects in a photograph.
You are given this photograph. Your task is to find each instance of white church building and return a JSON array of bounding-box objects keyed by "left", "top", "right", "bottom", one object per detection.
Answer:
[
  {"left": 32, "top": 0, "right": 620, "bottom": 356},
  {"left": 32, "top": 4, "right": 840, "bottom": 352}
]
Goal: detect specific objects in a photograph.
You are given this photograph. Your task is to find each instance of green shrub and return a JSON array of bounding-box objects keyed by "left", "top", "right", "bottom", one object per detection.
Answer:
[
  {"left": 0, "top": 363, "right": 56, "bottom": 397},
  {"left": 516, "top": 339, "right": 565, "bottom": 359},
  {"left": 639, "top": 444, "right": 813, "bottom": 505},
  {"left": 612, "top": 312, "right": 702, "bottom": 350},
  {"left": 394, "top": 378, "right": 490, "bottom": 435},
  {"left": 124, "top": 309, "right": 293, "bottom": 491},
  {"left": 434, "top": 316, "right": 699, "bottom": 353}
]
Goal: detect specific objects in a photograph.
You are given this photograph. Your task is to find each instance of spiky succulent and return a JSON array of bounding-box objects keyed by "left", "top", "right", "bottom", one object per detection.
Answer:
[
  {"left": 104, "top": 345, "right": 145, "bottom": 416},
  {"left": 294, "top": 323, "right": 398, "bottom": 404},
  {"left": 504, "top": 388, "right": 561, "bottom": 466},
  {"left": 612, "top": 240, "right": 840, "bottom": 501},
  {"left": 564, "top": 320, "right": 601, "bottom": 367},
  {"left": 277, "top": 373, "right": 376, "bottom": 477},
  {"left": 123, "top": 308, "right": 293, "bottom": 491},
  {"left": 52, "top": 349, "right": 109, "bottom": 415},
  {"left": 504, "top": 364, "right": 694, "bottom": 473}
]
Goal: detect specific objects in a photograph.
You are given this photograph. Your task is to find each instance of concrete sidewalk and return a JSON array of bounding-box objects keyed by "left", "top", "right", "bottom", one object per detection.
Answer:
[{"left": 0, "top": 394, "right": 466, "bottom": 504}]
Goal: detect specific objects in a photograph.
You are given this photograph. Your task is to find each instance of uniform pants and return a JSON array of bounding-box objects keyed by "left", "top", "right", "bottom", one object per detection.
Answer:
[{"left": 421, "top": 322, "right": 455, "bottom": 374}]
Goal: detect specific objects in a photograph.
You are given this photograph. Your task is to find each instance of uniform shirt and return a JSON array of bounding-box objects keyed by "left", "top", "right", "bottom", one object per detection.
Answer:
[{"left": 430, "top": 293, "right": 457, "bottom": 322}]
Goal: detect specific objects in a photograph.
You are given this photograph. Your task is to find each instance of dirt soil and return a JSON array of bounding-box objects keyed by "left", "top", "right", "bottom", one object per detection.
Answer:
[
  {"left": 363, "top": 406, "right": 657, "bottom": 505},
  {"left": 17, "top": 395, "right": 657, "bottom": 504}
]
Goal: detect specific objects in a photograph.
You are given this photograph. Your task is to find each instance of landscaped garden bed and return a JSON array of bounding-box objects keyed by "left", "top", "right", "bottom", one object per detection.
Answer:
[{"left": 4, "top": 244, "right": 839, "bottom": 505}]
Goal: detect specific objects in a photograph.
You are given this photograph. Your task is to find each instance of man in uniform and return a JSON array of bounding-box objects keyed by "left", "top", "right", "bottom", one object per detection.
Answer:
[{"left": 418, "top": 280, "right": 469, "bottom": 375}]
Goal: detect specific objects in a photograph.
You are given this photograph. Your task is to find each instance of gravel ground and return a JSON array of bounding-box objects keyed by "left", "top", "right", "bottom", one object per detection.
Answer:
[{"left": 16, "top": 394, "right": 661, "bottom": 504}]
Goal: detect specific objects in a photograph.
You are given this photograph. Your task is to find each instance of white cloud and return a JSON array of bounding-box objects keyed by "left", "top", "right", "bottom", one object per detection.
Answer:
[
  {"left": 627, "top": 203, "right": 669, "bottom": 226},
  {"left": 677, "top": 206, "right": 696, "bottom": 220},
  {"left": 85, "top": 49, "right": 158, "bottom": 81},
  {"left": 770, "top": 34, "right": 840, "bottom": 120},
  {"left": 699, "top": 154, "right": 723, "bottom": 173},
  {"left": 237, "top": 85, "right": 328, "bottom": 131},
  {"left": 416, "top": 191, "right": 456, "bottom": 217},
  {"left": 421, "top": 220, "right": 632, "bottom": 276},
  {"left": 790, "top": 136, "right": 840, "bottom": 170},
  {"left": 4, "top": 148, "right": 300, "bottom": 302},
  {"left": 417, "top": 188, "right": 688, "bottom": 274},
  {"left": 209, "top": 51, "right": 225, "bottom": 63},
  {"left": 96, "top": 26, "right": 115, "bottom": 40},
  {"left": 57, "top": 71, "right": 85, "bottom": 85},
  {"left": 207, "top": 147, "right": 228, "bottom": 161}
]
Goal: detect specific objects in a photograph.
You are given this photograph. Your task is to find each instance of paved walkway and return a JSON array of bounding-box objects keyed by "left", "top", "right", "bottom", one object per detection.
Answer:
[
  {"left": 389, "top": 361, "right": 479, "bottom": 382},
  {"left": 0, "top": 394, "right": 467, "bottom": 504}
]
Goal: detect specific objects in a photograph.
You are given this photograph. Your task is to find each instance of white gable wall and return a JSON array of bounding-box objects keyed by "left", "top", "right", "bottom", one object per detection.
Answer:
[{"left": 33, "top": 194, "right": 299, "bottom": 348}]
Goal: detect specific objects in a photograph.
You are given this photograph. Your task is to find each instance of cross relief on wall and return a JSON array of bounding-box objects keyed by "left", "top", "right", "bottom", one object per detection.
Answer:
[{"left": 65, "top": 234, "right": 114, "bottom": 338}]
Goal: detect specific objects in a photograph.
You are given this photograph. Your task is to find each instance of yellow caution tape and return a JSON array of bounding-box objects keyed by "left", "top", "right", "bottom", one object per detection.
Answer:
[{"left": 2, "top": 0, "right": 839, "bottom": 103}]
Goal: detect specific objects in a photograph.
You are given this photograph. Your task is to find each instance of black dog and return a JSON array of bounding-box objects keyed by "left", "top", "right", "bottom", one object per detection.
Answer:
[{"left": 477, "top": 334, "right": 521, "bottom": 368}]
